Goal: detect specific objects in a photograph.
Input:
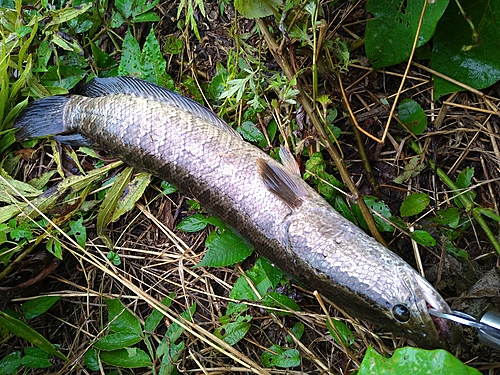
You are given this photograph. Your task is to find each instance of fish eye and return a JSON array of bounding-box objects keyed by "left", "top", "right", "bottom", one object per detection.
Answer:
[{"left": 392, "top": 304, "right": 410, "bottom": 322}]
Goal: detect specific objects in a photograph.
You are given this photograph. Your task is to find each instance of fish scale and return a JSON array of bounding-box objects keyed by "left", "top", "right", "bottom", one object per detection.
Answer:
[{"left": 14, "top": 76, "right": 461, "bottom": 348}]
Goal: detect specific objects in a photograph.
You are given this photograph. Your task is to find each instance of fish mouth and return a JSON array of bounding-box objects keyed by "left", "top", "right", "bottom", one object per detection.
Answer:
[{"left": 415, "top": 276, "right": 462, "bottom": 346}]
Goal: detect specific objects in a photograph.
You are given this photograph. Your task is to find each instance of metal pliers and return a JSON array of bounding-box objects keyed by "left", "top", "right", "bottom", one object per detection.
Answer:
[{"left": 429, "top": 309, "right": 500, "bottom": 350}]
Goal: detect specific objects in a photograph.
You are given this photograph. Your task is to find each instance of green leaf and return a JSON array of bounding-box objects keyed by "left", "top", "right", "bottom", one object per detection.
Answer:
[
  {"left": 260, "top": 345, "right": 300, "bottom": 368},
  {"left": 118, "top": 28, "right": 172, "bottom": 88},
  {"left": 358, "top": 346, "right": 481, "bottom": 375},
  {"left": 144, "top": 295, "right": 174, "bottom": 332},
  {"left": 176, "top": 214, "right": 208, "bottom": 232},
  {"left": 90, "top": 40, "right": 117, "bottom": 69},
  {"left": 393, "top": 156, "right": 426, "bottom": 184},
  {"left": 21, "top": 296, "right": 60, "bottom": 320},
  {"left": 229, "top": 258, "right": 285, "bottom": 300},
  {"left": 286, "top": 321, "right": 305, "bottom": 343},
  {"left": 326, "top": 318, "right": 355, "bottom": 347},
  {"left": 261, "top": 291, "right": 300, "bottom": 316},
  {"left": 100, "top": 348, "right": 152, "bottom": 368},
  {"left": 455, "top": 167, "right": 474, "bottom": 189},
  {"left": 164, "top": 35, "right": 183, "bottom": 54},
  {"left": 158, "top": 341, "right": 184, "bottom": 375},
  {"left": 433, "top": 208, "right": 460, "bottom": 228},
  {"left": 364, "top": 196, "right": 393, "bottom": 232},
  {"left": 365, "top": 0, "right": 449, "bottom": 70},
  {"left": 105, "top": 299, "right": 143, "bottom": 336},
  {"left": 398, "top": 99, "right": 427, "bottom": 135},
  {"left": 214, "top": 321, "right": 251, "bottom": 345},
  {"left": 68, "top": 217, "right": 86, "bottom": 248},
  {"left": 160, "top": 181, "right": 178, "bottom": 195},
  {"left": 197, "top": 228, "right": 253, "bottom": 267},
  {"left": 94, "top": 333, "right": 143, "bottom": 351},
  {"left": 237, "top": 121, "right": 265, "bottom": 143},
  {"left": 84, "top": 348, "right": 100, "bottom": 371},
  {"left": 20, "top": 347, "right": 52, "bottom": 369},
  {"left": 0, "top": 351, "right": 22, "bottom": 375},
  {"left": 432, "top": 0, "right": 500, "bottom": 98},
  {"left": 410, "top": 230, "right": 436, "bottom": 246},
  {"left": 400, "top": 193, "right": 430, "bottom": 217},
  {"left": 0, "top": 311, "right": 67, "bottom": 361},
  {"left": 234, "top": 0, "right": 282, "bottom": 19}
]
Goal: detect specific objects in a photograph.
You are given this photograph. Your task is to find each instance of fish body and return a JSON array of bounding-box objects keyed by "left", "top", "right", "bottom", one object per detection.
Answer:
[{"left": 14, "top": 77, "right": 460, "bottom": 348}]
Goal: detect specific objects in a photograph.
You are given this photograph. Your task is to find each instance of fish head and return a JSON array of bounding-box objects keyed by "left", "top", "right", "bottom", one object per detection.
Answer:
[{"left": 378, "top": 264, "right": 462, "bottom": 348}]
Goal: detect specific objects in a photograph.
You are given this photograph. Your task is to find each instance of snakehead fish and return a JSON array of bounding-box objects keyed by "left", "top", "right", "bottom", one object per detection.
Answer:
[{"left": 14, "top": 76, "right": 460, "bottom": 348}]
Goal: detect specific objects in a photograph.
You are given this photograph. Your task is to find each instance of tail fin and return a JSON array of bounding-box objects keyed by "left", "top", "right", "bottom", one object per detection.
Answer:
[{"left": 14, "top": 96, "right": 71, "bottom": 141}]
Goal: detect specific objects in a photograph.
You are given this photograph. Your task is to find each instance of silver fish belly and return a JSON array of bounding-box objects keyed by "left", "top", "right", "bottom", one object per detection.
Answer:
[{"left": 14, "top": 77, "right": 461, "bottom": 348}]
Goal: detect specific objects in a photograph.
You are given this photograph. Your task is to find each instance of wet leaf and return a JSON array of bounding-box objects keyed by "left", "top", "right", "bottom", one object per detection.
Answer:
[
  {"left": 365, "top": 0, "right": 449, "bottom": 70},
  {"left": 0, "top": 351, "right": 22, "bottom": 374},
  {"left": 359, "top": 346, "right": 481, "bottom": 375},
  {"left": 84, "top": 348, "right": 99, "bottom": 371},
  {"left": 432, "top": 0, "right": 500, "bottom": 98},
  {"left": 21, "top": 296, "right": 60, "bottom": 320}
]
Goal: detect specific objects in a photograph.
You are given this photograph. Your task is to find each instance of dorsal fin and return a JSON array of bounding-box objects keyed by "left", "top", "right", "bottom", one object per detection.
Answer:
[
  {"left": 257, "top": 158, "right": 309, "bottom": 209},
  {"left": 82, "top": 76, "right": 241, "bottom": 138},
  {"left": 279, "top": 146, "right": 301, "bottom": 176}
]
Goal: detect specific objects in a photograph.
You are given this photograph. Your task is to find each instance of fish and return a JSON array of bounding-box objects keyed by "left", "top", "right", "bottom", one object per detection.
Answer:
[{"left": 14, "top": 76, "right": 461, "bottom": 348}]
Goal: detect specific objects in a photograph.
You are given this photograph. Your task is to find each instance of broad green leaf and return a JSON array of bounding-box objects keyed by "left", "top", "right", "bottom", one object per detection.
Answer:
[
  {"left": 364, "top": 196, "right": 393, "bottom": 232},
  {"left": 100, "top": 348, "right": 152, "bottom": 368},
  {"left": 400, "top": 192, "right": 430, "bottom": 217},
  {"left": 90, "top": 41, "right": 117, "bottom": 70},
  {"left": 21, "top": 296, "right": 60, "bottom": 320},
  {"left": 0, "top": 311, "right": 67, "bottom": 361},
  {"left": 40, "top": 65, "right": 86, "bottom": 90},
  {"left": 358, "top": 346, "right": 481, "bottom": 375},
  {"left": 433, "top": 208, "right": 460, "bottom": 228},
  {"left": 237, "top": 121, "right": 265, "bottom": 143},
  {"left": 68, "top": 217, "right": 87, "bottom": 248},
  {"left": 163, "top": 303, "right": 196, "bottom": 346},
  {"left": 176, "top": 214, "right": 208, "bottom": 232},
  {"left": 84, "top": 348, "right": 100, "bottom": 371},
  {"left": 260, "top": 345, "right": 300, "bottom": 368},
  {"left": 398, "top": 99, "right": 427, "bottom": 135},
  {"left": 229, "top": 257, "right": 285, "bottom": 300},
  {"left": 93, "top": 333, "right": 143, "bottom": 351},
  {"left": 326, "top": 318, "right": 355, "bottom": 347},
  {"left": 456, "top": 167, "right": 474, "bottom": 188},
  {"left": 105, "top": 299, "right": 143, "bottom": 336},
  {"left": 197, "top": 228, "right": 253, "bottom": 267},
  {"left": 432, "top": 0, "right": 500, "bottom": 98},
  {"left": 0, "top": 351, "right": 22, "bottom": 374},
  {"left": 365, "top": 0, "right": 449, "bottom": 70},
  {"left": 20, "top": 347, "right": 52, "bottom": 369},
  {"left": 261, "top": 292, "right": 300, "bottom": 316},
  {"left": 234, "top": 0, "right": 282, "bottom": 19},
  {"left": 214, "top": 321, "right": 251, "bottom": 345},
  {"left": 410, "top": 230, "right": 436, "bottom": 246},
  {"left": 160, "top": 181, "right": 178, "bottom": 195}
]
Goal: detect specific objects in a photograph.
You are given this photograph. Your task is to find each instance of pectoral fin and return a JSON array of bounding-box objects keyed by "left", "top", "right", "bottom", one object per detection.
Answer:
[{"left": 257, "top": 158, "right": 308, "bottom": 209}]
